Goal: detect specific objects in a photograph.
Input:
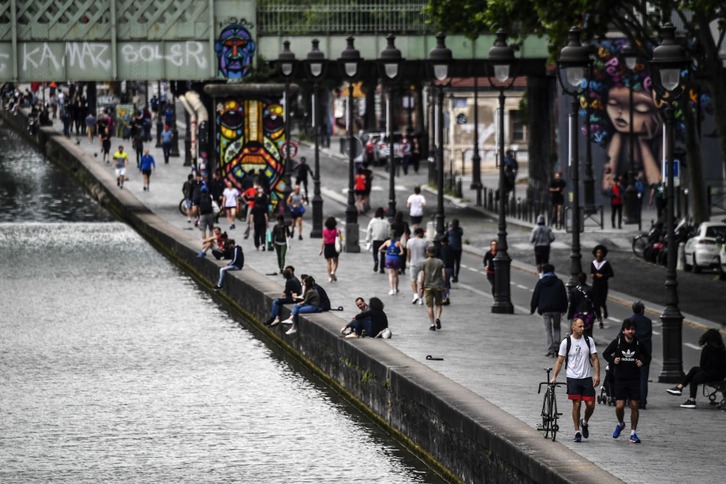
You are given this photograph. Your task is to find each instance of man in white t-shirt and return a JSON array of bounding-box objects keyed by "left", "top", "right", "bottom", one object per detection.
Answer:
[
  {"left": 551, "top": 318, "right": 600, "bottom": 443},
  {"left": 406, "top": 185, "right": 426, "bottom": 227},
  {"left": 406, "top": 227, "right": 429, "bottom": 304}
]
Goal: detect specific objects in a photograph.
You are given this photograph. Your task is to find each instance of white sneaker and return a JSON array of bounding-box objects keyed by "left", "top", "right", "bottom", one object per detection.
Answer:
[
  {"left": 329, "top": 277, "right": 333, "bottom": 283},
  {"left": 411, "top": 294, "right": 419, "bottom": 304},
  {"left": 418, "top": 298, "right": 424, "bottom": 305},
  {"left": 285, "top": 327, "right": 297, "bottom": 335},
  {"left": 388, "top": 289, "right": 395, "bottom": 295},
  {"left": 269, "top": 318, "right": 281, "bottom": 327},
  {"left": 280, "top": 318, "right": 293, "bottom": 325}
]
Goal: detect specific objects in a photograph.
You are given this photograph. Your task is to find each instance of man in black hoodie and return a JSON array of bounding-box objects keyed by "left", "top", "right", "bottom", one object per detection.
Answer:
[
  {"left": 603, "top": 318, "right": 651, "bottom": 444},
  {"left": 530, "top": 264, "right": 569, "bottom": 357}
]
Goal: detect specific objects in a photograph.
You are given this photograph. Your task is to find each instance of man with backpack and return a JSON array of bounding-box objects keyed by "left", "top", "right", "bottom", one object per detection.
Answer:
[
  {"left": 551, "top": 318, "right": 601, "bottom": 443},
  {"left": 602, "top": 319, "right": 650, "bottom": 444}
]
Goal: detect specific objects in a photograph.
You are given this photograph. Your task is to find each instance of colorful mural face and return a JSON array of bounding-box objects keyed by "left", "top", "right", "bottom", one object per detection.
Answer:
[
  {"left": 584, "top": 39, "right": 662, "bottom": 191},
  {"left": 216, "top": 98, "right": 287, "bottom": 209},
  {"left": 215, "top": 23, "right": 256, "bottom": 79}
]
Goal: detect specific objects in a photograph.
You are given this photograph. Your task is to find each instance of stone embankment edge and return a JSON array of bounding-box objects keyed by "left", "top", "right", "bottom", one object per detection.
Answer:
[{"left": 3, "top": 111, "right": 621, "bottom": 484}]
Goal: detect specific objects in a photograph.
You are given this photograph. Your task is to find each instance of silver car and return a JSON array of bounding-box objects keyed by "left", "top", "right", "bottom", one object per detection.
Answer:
[{"left": 683, "top": 222, "right": 726, "bottom": 273}]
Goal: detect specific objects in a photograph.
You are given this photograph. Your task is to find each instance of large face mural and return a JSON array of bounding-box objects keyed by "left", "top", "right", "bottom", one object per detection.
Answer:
[
  {"left": 216, "top": 98, "right": 287, "bottom": 210},
  {"left": 215, "top": 23, "right": 256, "bottom": 79}
]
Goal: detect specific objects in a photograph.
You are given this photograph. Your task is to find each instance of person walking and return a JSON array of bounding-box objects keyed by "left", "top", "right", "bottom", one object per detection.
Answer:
[
  {"left": 406, "top": 227, "right": 429, "bottom": 304},
  {"left": 221, "top": 179, "right": 240, "bottom": 230},
  {"left": 390, "top": 211, "right": 411, "bottom": 275},
  {"left": 286, "top": 184, "right": 305, "bottom": 240},
  {"left": 530, "top": 264, "right": 569, "bottom": 357},
  {"left": 551, "top": 318, "right": 600, "bottom": 443},
  {"left": 379, "top": 236, "right": 404, "bottom": 295},
  {"left": 197, "top": 186, "right": 215, "bottom": 242},
  {"left": 419, "top": 245, "right": 445, "bottom": 331},
  {"left": 160, "top": 124, "right": 173, "bottom": 164},
  {"left": 214, "top": 239, "right": 243, "bottom": 290},
  {"left": 529, "top": 214, "right": 555, "bottom": 276},
  {"left": 609, "top": 176, "right": 624, "bottom": 229},
  {"left": 548, "top": 171, "right": 566, "bottom": 229},
  {"left": 271, "top": 214, "right": 291, "bottom": 273},
  {"left": 320, "top": 217, "right": 341, "bottom": 282},
  {"left": 138, "top": 148, "right": 155, "bottom": 191},
  {"left": 365, "top": 207, "right": 391, "bottom": 274},
  {"left": 250, "top": 191, "right": 269, "bottom": 251},
  {"left": 100, "top": 122, "right": 112, "bottom": 163},
  {"left": 603, "top": 319, "right": 651, "bottom": 444},
  {"left": 112, "top": 145, "right": 129, "bottom": 189},
  {"left": 406, "top": 186, "right": 426, "bottom": 228},
  {"left": 483, "top": 240, "right": 497, "bottom": 296},
  {"left": 666, "top": 329, "right": 726, "bottom": 409},
  {"left": 295, "top": 156, "right": 313, "bottom": 204},
  {"left": 447, "top": 219, "right": 463, "bottom": 283},
  {"left": 590, "top": 244, "right": 614, "bottom": 327},
  {"left": 629, "top": 301, "right": 653, "bottom": 409},
  {"left": 567, "top": 272, "right": 599, "bottom": 340},
  {"left": 439, "top": 237, "right": 455, "bottom": 305}
]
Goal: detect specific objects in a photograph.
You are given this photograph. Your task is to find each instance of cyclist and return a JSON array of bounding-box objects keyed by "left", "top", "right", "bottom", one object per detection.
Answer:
[{"left": 551, "top": 318, "right": 600, "bottom": 443}]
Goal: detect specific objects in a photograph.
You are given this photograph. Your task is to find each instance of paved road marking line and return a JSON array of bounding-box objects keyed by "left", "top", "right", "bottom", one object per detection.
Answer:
[
  {"left": 652, "top": 330, "right": 661, "bottom": 335},
  {"left": 608, "top": 317, "right": 622, "bottom": 323},
  {"left": 516, "top": 284, "right": 528, "bottom": 290},
  {"left": 685, "top": 343, "right": 701, "bottom": 350}
]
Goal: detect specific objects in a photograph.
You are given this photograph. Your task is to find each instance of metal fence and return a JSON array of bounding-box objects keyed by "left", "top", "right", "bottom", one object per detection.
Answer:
[{"left": 257, "top": 1, "right": 432, "bottom": 35}]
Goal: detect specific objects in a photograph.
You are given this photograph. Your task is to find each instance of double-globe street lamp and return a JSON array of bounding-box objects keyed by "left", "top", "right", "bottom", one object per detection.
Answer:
[
  {"left": 338, "top": 37, "right": 362, "bottom": 252},
  {"left": 428, "top": 33, "right": 452, "bottom": 238},
  {"left": 488, "top": 29, "right": 516, "bottom": 314},
  {"left": 556, "top": 27, "right": 592, "bottom": 290},
  {"left": 276, "top": 41, "right": 297, "bottom": 213},
  {"left": 378, "top": 34, "right": 404, "bottom": 217},
  {"left": 650, "top": 23, "right": 689, "bottom": 383},
  {"left": 306, "top": 39, "right": 326, "bottom": 238}
]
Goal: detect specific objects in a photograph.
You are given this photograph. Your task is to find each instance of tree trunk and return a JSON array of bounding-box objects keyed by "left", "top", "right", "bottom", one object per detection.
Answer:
[
  {"left": 526, "top": 75, "right": 556, "bottom": 204},
  {"left": 685, "top": 102, "right": 707, "bottom": 225}
]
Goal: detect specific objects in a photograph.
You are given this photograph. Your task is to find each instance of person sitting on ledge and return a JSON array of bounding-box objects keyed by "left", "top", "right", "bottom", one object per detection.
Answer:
[
  {"left": 341, "top": 297, "right": 389, "bottom": 338},
  {"left": 666, "top": 329, "right": 726, "bottom": 409},
  {"left": 266, "top": 266, "right": 302, "bottom": 327},
  {"left": 213, "top": 239, "right": 243, "bottom": 290},
  {"left": 281, "top": 275, "right": 321, "bottom": 336}
]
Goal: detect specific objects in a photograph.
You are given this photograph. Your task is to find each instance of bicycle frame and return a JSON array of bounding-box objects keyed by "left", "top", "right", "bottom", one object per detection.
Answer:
[{"left": 537, "top": 367, "right": 564, "bottom": 441}]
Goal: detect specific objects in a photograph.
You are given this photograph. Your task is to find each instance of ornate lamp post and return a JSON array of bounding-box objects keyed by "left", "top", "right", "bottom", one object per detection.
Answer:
[
  {"left": 488, "top": 29, "right": 516, "bottom": 314},
  {"left": 338, "top": 37, "right": 362, "bottom": 252},
  {"left": 378, "top": 34, "right": 404, "bottom": 217},
  {"left": 306, "top": 39, "right": 326, "bottom": 238},
  {"left": 650, "top": 23, "right": 689, "bottom": 383},
  {"left": 622, "top": 41, "right": 641, "bottom": 226},
  {"left": 276, "top": 41, "right": 297, "bottom": 213},
  {"left": 428, "top": 33, "right": 452, "bottom": 238},
  {"left": 556, "top": 27, "right": 591, "bottom": 289}
]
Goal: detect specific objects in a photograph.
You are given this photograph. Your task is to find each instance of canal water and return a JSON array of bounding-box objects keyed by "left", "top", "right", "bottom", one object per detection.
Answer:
[{"left": 0, "top": 122, "right": 447, "bottom": 483}]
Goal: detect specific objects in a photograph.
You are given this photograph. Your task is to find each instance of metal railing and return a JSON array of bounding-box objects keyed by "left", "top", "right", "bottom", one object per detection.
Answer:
[{"left": 257, "top": 1, "right": 431, "bottom": 35}]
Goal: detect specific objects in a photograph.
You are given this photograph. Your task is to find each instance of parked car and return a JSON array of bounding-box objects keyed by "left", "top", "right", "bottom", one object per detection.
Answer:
[
  {"left": 683, "top": 221, "right": 726, "bottom": 273},
  {"left": 717, "top": 237, "right": 726, "bottom": 280},
  {"left": 360, "top": 131, "right": 383, "bottom": 164}
]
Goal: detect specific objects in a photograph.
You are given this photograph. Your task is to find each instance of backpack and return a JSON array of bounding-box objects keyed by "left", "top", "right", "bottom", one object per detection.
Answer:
[
  {"left": 565, "top": 335, "right": 593, "bottom": 368},
  {"left": 199, "top": 193, "right": 213, "bottom": 215},
  {"left": 315, "top": 284, "right": 331, "bottom": 312}
]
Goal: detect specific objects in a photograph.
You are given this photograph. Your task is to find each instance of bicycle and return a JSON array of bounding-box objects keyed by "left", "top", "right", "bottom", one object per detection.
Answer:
[{"left": 537, "top": 367, "right": 564, "bottom": 441}]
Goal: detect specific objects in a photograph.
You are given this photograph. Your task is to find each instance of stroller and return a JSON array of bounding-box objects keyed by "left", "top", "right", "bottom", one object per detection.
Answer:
[{"left": 597, "top": 363, "right": 615, "bottom": 405}]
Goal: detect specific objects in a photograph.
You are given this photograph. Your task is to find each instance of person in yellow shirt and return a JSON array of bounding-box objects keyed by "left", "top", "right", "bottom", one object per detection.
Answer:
[{"left": 112, "top": 145, "right": 129, "bottom": 189}]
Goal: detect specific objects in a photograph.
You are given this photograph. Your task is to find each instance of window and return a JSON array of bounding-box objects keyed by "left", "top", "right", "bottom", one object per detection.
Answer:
[{"left": 510, "top": 109, "right": 527, "bottom": 143}]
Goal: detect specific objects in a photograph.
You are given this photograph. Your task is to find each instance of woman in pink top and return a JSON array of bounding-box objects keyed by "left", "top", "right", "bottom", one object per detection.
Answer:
[{"left": 320, "top": 216, "right": 340, "bottom": 282}]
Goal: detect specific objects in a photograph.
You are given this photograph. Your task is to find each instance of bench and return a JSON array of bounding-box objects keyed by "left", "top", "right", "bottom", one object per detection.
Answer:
[{"left": 703, "top": 379, "right": 726, "bottom": 409}]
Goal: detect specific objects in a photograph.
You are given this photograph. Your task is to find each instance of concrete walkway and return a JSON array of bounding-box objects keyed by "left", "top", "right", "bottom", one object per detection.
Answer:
[{"left": 46, "top": 118, "right": 725, "bottom": 484}]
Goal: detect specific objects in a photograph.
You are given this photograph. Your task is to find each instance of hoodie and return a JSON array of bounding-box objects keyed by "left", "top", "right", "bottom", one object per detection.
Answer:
[
  {"left": 529, "top": 215, "right": 555, "bottom": 246},
  {"left": 530, "top": 273, "right": 568, "bottom": 314}
]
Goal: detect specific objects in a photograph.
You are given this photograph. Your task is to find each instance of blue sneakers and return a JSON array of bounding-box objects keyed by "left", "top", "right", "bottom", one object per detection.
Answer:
[
  {"left": 580, "top": 419, "right": 589, "bottom": 439},
  {"left": 629, "top": 432, "right": 641, "bottom": 444},
  {"left": 613, "top": 422, "right": 626, "bottom": 439},
  {"left": 574, "top": 431, "right": 582, "bottom": 443}
]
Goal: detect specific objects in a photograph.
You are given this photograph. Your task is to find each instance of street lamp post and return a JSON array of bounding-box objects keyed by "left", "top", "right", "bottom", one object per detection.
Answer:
[
  {"left": 471, "top": 75, "right": 482, "bottom": 206},
  {"left": 276, "top": 41, "right": 297, "bottom": 215},
  {"left": 428, "top": 33, "right": 452, "bottom": 238},
  {"left": 556, "top": 27, "right": 591, "bottom": 290},
  {"left": 650, "top": 23, "right": 689, "bottom": 383},
  {"left": 378, "top": 34, "right": 404, "bottom": 217},
  {"left": 306, "top": 39, "right": 326, "bottom": 238},
  {"left": 488, "top": 29, "right": 516, "bottom": 314},
  {"left": 338, "top": 37, "right": 362, "bottom": 252},
  {"left": 622, "top": 41, "right": 641, "bottom": 226}
]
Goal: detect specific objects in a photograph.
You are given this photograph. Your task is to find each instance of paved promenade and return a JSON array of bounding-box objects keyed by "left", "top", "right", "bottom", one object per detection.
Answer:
[{"left": 45, "top": 118, "right": 725, "bottom": 483}]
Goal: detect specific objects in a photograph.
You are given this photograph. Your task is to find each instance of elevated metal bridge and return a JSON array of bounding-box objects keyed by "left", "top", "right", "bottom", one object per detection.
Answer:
[{"left": 0, "top": 0, "right": 549, "bottom": 82}]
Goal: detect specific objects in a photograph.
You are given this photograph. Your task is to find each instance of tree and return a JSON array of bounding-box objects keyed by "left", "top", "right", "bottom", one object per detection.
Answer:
[{"left": 426, "top": 0, "right": 726, "bottom": 222}]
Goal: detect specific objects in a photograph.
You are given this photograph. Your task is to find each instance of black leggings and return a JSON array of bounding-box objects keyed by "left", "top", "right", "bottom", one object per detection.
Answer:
[
  {"left": 681, "top": 366, "right": 711, "bottom": 399},
  {"left": 253, "top": 224, "right": 266, "bottom": 249},
  {"left": 611, "top": 204, "right": 622, "bottom": 228},
  {"left": 453, "top": 249, "right": 462, "bottom": 278}
]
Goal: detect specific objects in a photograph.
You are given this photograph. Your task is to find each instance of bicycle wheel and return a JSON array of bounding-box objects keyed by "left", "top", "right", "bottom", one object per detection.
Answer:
[
  {"left": 632, "top": 235, "right": 647, "bottom": 258},
  {"left": 540, "top": 392, "right": 551, "bottom": 439},
  {"left": 178, "top": 198, "right": 187, "bottom": 216},
  {"left": 550, "top": 389, "right": 559, "bottom": 442}
]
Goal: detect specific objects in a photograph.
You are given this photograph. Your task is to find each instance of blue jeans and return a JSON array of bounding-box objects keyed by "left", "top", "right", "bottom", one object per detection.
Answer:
[
  {"left": 217, "top": 265, "right": 241, "bottom": 287},
  {"left": 270, "top": 297, "right": 294, "bottom": 319},
  {"left": 292, "top": 304, "right": 320, "bottom": 325}
]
